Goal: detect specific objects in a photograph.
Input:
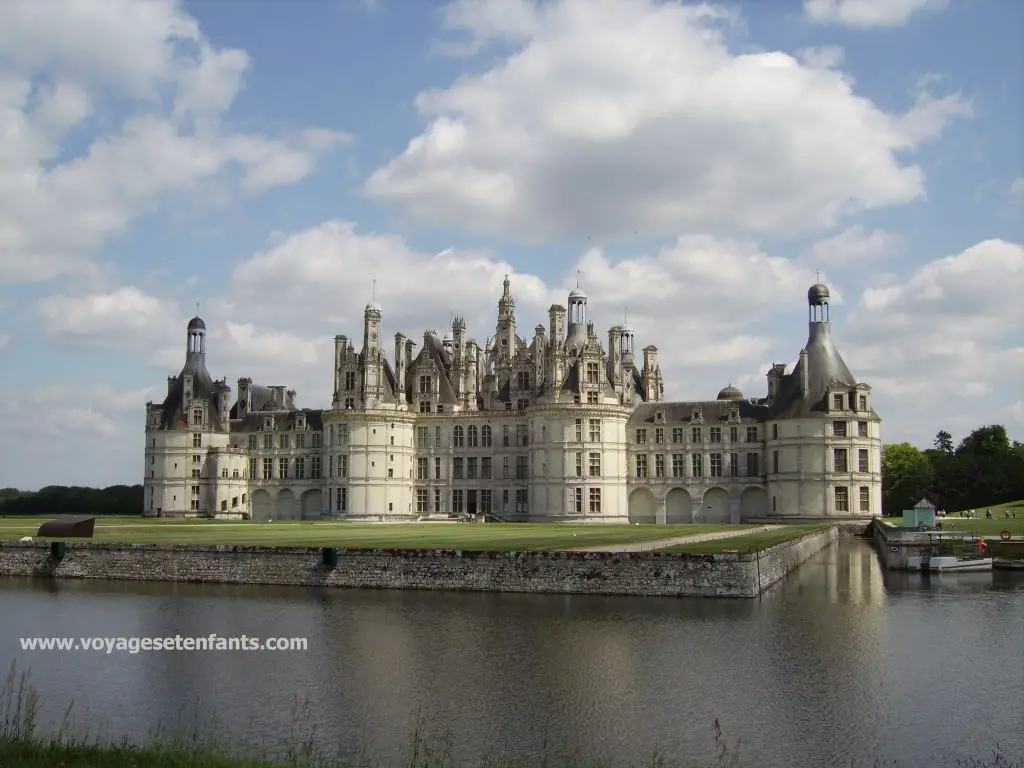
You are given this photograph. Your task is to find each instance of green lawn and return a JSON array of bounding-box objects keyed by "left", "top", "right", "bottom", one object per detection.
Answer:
[
  {"left": 937, "top": 517, "right": 1024, "bottom": 538},
  {"left": 656, "top": 524, "right": 830, "bottom": 555},
  {"left": 0, "top": 517, "right": 744, "bottom": 552}
]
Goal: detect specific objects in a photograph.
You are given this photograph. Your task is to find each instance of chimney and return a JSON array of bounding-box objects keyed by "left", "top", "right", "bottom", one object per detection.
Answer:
[
  {"left": 394, "top": 332, "right": 408, "bottom": 405},
  {"left": 549, "top": 304, "right": 566, "bottom": 346},
  {"left": 237, "top": 378, "right": 252, "bottom": 415},
  {"left": 799, "top": 349, "right": 809, "bottom": 397}
]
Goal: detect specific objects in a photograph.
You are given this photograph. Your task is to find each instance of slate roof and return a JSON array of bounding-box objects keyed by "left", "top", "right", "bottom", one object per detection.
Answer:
[
  {"left": 232, "top": 408, "right": 324, "bottom": 431},
  {"left": 159, "top": 350, "right": 226, "bottom": 429},
  {"left": 769, "top": 322, "right": 860, "bottom": 419},
  {"left": 629, "top": 399, "right": 769, "bottom": 425}
]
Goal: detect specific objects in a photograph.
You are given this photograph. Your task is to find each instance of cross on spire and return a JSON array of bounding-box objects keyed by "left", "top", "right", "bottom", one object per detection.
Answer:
[
  {"left": 576, "top": 268, "right": 580, "bottom": 288},
  {"left": 195, "top": 302, "right": 199, "bottom": 317},
  {"left": 815, "top": 268, "right": 821, "bottom": 282},
  {"left": 624, "top": 306, "right": 628, "bottom": 324},
  {"left": 372, "top": 278, "right": 376, "bottom": 302}
]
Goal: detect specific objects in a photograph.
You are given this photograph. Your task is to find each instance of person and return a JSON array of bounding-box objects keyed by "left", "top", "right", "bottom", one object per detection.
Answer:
[{"left": 986, "top": 509, "right": 992, "bottom": 519}]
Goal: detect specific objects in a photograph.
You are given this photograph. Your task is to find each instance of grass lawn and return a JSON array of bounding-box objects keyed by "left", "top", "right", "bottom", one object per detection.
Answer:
[
  {"left": 937, "top": 517, "right": 1024, "bottom": 538},
  {"left": 0, "top": 517, "right": 745, "bottom": 552},
  {"left": 656, "top": 524, "right": 830, "bottom": 555}
]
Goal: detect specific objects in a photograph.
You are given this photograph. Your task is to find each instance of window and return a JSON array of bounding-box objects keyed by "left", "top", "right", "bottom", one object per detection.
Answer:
[
  {"left": 502, "top": 456, "right": 509, "bottom": 479},
  {"left": 729, "top": 426, "right": 738, "bottom": 443},
  {"left": 452, "top": 490, "right": 464, "bottom": 514},
  {"left": 192, "top": 454, "right": 202, "bottom": 464},
  {"left": 589, "top": 452, "right": 601, "bottom": 477},
  {"left": 467, "top": 457, "right": 478, "bottom": 480},
  {"left": 636, "top": 428, "right": 648, "bottom": 444},
  {"left": 419, "top": 400, "right": 431, "bottom": 413},
  {"left": 295, "top": 433, "right": 306, "bottom": 449},
  {"left": 416, "top": 489, "right": 429, "bottom": 513},
  {"left": 655, "top": 454, "right": 665, "bottom": 478},
  {"left": 834, "top": 486, "right": 849, "bottom": 512},
  {"left": 588, "top": 488, "right": 602, "bottom": 514},
  {"left": 586, "top": 362, "right": 600, "bottom": 384},
  {"left": 416, "top": 427, "right": 429, "bottom": 448},
  {"left": 833, "top": 421, "right": 847, "bottom": 438},
  {"left": 310, "top": 457, "right": 321, "bottom": 479},
  {"left": 435, "top": 457, "right": 442, "bottom": 479},
  {"left": 833, "top": 394, "right": 845, "bottom": 410},
  {"left": 453, "top": 457, "right": 464, "bottom": 479},
  {"left": 516, "top": 489, "right": 529, "bottom": 513},
  {"left": 480, "top": 490, "right": 492, "bottom": 514},
  {"left": 858, "top": 421, "right": 868, "bottom": 438},
  {"left": 481, "top": 457, "right": 492, "bottom": 479},
  {"left": 672, "top": 428, "right": 684, "bottom": 443},
  {"left": 191, "top": 485, "right": 200, "bottom": 496},
  {"left": 481, "top": 425, "right": 492, "bottom": 447},
  {"left": 515, "top": 456, "right": 528, "bottom": 480},
  {"left": 635, "top": 454, "right": 648, "bottom": 478},
  {"left": 503, "top": 425, "right": 510, "bottom": 447},
  {"left": 517, "top": 425, "right": 528, "bottom": 446},
  {"left": 417, "top": 458, "right": 428, "bottom": 480},
  {"left": 772, "top": 450, "right": 779, "bottom": 474},
  {"left": 467, "top": 425, "right": 478, "bottom": 447},
  {"left": 710, "top": 427, "right": 722, "bottom": 443},
  {"left": 572, "top": 488, "right": 583, "bottom": 514},
  {"left": 249, "top": 458, "right": 257, "bottom": 478},
  {"left": 191, "top": 469, "right": 201, "bottom": 479},
  {"left": 834, "top": 448, "right": 848, "bottom": 472},
  {"left": 691, "top": 427, "right": 701, "bottom": 443},
  {"left": 858, "top": 449, "right": 869, "bottom": 473},
  {"left": 192, "top": 433, "right": 202, "bottom": 448},
  {"left": 859, "top": 395, "right": 868, "bottom": 411},
  {"left": 710, "top": 453, "right": 722, "bottom": 477},
  {"left": 672, "top": 454, "right": 685, "bottom": 478},
  {"left": 453, "top": 426, "right": 464, "bottom": 448},
  {"left": 278, "top": 434, "right": 289, "bottom": 450},
  {"left": 574, "top": 452, "right": 583, "bottom": 477},
  {"left": 729, "top": 452, "right": 739, "bottom": 477},
  {"left": 589, "top": 419, "right": 602, "bottom": 441},
  {"left": 746, "top": 426, "right": 759, "bottom": 442},
  {"left": 336, "top": 487, "right": 347, "bottom": 513},
  {"left": 586, "top": 392, "right": 598, "bottom": 405},
  {"left": 263, "top": 434, "right": 273, "bottom": 450},
  {"left": 434, "top": 490, "right": 441, "bottom": 513},
  {"left": 190, "top": 500, "right": 200, "bottom": 511},
  {"left": 344, "top": 371, "right": 356, "bottom": 390},
  {"left": 747, "top": 452, "right": 760, "bottom": 477},
  {"left": 295, "top": 458, "right": 305, "bottom": 479},
  {"left": 337, "top": 455, "right": 348, "bottom": 478},
  {"left": 692, "top": 454, "right": 703, "bottom": 477},
  {"left": 772, "top": 423, "right": 778, "bottom": 440},
  {"left": 248, "top": 434, "right": 257, "bottom": 449},
  {"left": 519, "top": 398, "right": 532, "bottom": 410},
  {"left": 232, "top": 468, "right": 240, "bottom": 479},
  {"left": 517, "top": 370, "right": 531, "bottom": 389},
  {"left": 278, "top": 458, "right": 289, "bottom": 479},
  {"left": 435, "top": 426, "right": 442, "bottom": 447},
  {"left": 312, "top": 433, "right": 321, "bottom": 449},
  {"left": 575, "top": 419, "right": 583, "bottom": 441},
  {"left": 192, "top": 409, "right": 203, "bottom": 426},
  {"left": 262, "top": 458, "right": 273, "bottom": 479},
  {"left": 859, "top": 486, "right": 870, "bottom": 511},
  {"left": 419, "top": 375, "right": 432, "bottom": 394}
]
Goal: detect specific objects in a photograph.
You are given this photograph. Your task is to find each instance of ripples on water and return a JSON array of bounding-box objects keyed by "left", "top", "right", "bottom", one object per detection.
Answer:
[{"left": 1, "top": 540, "right": 1022, "bottom": 767}]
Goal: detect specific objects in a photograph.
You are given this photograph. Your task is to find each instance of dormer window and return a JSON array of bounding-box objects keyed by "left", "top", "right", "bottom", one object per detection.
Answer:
[
  {"left": 832, "top": 394, "right": 844, "bottom": 410},
  {"left": 729, "top": 408, "right": 739, "bottom": 421},
  {"left": 858, "top": 395, "right": 868, "bottom": 411},
  {"left": 692, "top": 409, "right": 702, "bottom": 422},
  {"left": 192, "top": 408, "right": 203, "bottom": 426},
  {"left": 655, "top": 411, "right": 665, "bottom": 423},
  {"left": 264, "top": 418, "right": 273, "bottom": 430}
]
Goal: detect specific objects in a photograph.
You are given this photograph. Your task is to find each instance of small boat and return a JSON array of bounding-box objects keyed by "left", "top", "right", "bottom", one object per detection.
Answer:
[
  {"left": 993, "top": 558, "right": 1024, "bottom": 570},
  {"left": 928, "top": 556, "right": 993, "bottom": 572},
  {"left": 907, "top": 555, "right": 930, "bottom": 571}
]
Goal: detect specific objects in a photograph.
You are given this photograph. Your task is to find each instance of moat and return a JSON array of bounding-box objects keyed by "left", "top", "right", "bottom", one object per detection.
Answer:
[{"left": 2, "top": 540, "right": 1022, "bottom": 767}]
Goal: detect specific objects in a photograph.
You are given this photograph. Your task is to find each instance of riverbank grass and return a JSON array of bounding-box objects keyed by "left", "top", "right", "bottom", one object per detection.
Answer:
[
  {"left": 0, "top": 518, "right": 745, "bottom": 551},
  {"left": 655, "top": 525, "right": 830, "bottom": 554}
]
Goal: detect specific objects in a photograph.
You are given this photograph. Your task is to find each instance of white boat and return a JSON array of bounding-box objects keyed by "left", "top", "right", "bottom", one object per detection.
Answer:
[
  {"left": 906, "top": 555, "right": 929, "bottom": 571},
  {"left": 928, "top": 556, "right": 993, "bottom": 572}
]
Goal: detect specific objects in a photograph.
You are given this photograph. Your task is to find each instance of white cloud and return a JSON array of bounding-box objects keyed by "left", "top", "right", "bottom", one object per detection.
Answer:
[
  {"left": 804, "top": 225, "right": 904, "bottom": 268},
  {"left": 844, "top": 239, "right": 1024, "bottom": 436},
  {"left": 37, "top": 287, "right": 178, "bottom": 344},
  {"left": 804, "top": 0, "right": 948, "bottom": 29},
  {"left": 366, "top": 0, "right": 970, "bottom": 241},
  {"left": 0, "top": 0, "right": 349, "bottom": 285}
]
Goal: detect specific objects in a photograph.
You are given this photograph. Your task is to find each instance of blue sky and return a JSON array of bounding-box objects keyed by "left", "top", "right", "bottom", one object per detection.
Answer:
[{"left": 0, "top": 0, "right": 1021, "bottom": 490}]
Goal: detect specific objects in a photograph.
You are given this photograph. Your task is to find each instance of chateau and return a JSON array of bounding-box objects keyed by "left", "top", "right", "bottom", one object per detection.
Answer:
[{"left": 143, "top": 277, "right": 882, "bottom": 523}]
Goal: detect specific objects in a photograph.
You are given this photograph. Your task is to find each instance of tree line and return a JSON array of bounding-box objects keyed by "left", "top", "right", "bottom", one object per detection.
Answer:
[
  {"left": 0, "top": 485, "right": 143, "bottom": 517},
  {"left": 881, "top": 424, "right": 1024, "bottom": 516}
]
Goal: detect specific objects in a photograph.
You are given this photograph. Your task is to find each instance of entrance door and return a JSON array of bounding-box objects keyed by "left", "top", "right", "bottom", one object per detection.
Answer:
[{"left": 467, "top": 490, "right": 478, "bottom": 516}]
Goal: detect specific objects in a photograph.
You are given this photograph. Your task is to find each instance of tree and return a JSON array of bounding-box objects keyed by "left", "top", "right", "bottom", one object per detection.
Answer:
[
  {"left": 881, "top": 443, "right": 935, "bottom": 516},
  {"left": 933, "top": 430, "right": 954, "bottom": 454}
]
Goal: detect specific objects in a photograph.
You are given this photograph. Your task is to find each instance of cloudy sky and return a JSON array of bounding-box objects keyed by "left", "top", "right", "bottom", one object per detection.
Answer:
[{"left": 0, "top": 0, "right": 1021, "bottom": 490}]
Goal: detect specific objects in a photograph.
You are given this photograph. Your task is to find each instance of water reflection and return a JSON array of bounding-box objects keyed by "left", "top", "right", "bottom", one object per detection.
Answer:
[{"left": 0, "top": 541, "right": 1021, "bottom": 767}]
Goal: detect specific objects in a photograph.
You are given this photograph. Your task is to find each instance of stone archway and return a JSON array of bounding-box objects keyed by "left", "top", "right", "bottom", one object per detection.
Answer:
[
  {"left": 665, "top": 488, "right": 693, "bottom": 524},
  {"left": 627, "top": 487, "right": 657, "bottom": 524},
  {"left": 701, "top": 487, "right": 731, "bottom": 524},
  {"left": 251, "top": 489, "right": 273, "bottom": 521},
  {"left": 740, "top": 487, "right": 769, "bottom": 521},
  {"left": 275, "top": 489, "right": 297, "bottom": 520},
  {"left": 301, "top": 489, "right": 322, "bottom": 520}
]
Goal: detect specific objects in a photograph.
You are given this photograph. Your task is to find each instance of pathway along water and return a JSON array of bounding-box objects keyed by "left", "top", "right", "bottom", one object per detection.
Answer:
[{"left": 2, "top": 539, "right": 1022, "bottom": 767}]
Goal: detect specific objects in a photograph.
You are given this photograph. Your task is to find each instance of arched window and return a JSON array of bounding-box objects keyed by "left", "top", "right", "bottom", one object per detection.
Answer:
[
  {"left": 467, "top": 425, "right": 478, "bottom": 447},
  {"left": 481, "top": 425, "right": 492, "bottom": 447},
  {"left": 453, "top": 426, "right": 464, "bottom": 448}
]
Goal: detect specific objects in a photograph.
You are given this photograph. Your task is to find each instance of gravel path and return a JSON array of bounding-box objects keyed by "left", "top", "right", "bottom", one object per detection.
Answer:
[{"left": 562, "top": 525, "right": 774, "bottom": 553}]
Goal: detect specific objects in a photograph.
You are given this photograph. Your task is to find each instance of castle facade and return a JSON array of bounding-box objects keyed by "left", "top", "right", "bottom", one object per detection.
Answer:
[{"left": 143, "top": 277, "right": 882, "bottom": 523}]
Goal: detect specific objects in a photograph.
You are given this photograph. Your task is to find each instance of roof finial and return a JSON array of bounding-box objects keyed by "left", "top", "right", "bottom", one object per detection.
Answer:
[
  {"left": 815, "top": 268, "right": 821, "bottom": 283},
  {"left": 372, "top": 278, "right": 376, "bottom": 302},
  {"left": 624, "top": 305, "right": 628, "bottom": 324},
  {"left": 196, "top": 302, "right": 200, "bottom": 317}
]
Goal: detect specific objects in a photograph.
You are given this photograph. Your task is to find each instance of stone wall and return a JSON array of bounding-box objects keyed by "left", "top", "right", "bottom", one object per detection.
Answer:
[{"left": 0, "top": 528, "right": 837, "bottom": 599}]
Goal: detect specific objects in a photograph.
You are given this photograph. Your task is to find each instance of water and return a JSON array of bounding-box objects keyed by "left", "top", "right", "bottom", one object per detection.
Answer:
[{"left": 1, "top": 540, "right": 1022, "bottom": 767}]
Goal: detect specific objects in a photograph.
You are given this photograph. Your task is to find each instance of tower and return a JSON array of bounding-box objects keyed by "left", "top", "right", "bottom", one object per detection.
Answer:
[
  {"left": 362, "top": 300, "right": 384, "bottom": 407},
  {"left": 495, "top": 274, "right": 517, "bottom": 360}
]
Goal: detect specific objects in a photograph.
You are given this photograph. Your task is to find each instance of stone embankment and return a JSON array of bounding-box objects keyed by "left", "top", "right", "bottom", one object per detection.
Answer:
[{"left": 0, "top": 527, "right": 838, "bottom": 598}]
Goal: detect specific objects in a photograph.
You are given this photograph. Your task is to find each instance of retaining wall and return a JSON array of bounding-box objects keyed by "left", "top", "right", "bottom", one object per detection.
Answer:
[{"left": 0, "top": 527, "right": 837, "bottom": 599}]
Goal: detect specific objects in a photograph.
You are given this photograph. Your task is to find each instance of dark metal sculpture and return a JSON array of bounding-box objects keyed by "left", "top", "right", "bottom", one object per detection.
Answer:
[{"left": 36, "top": 516, "right": 95, "bottom": 538}]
